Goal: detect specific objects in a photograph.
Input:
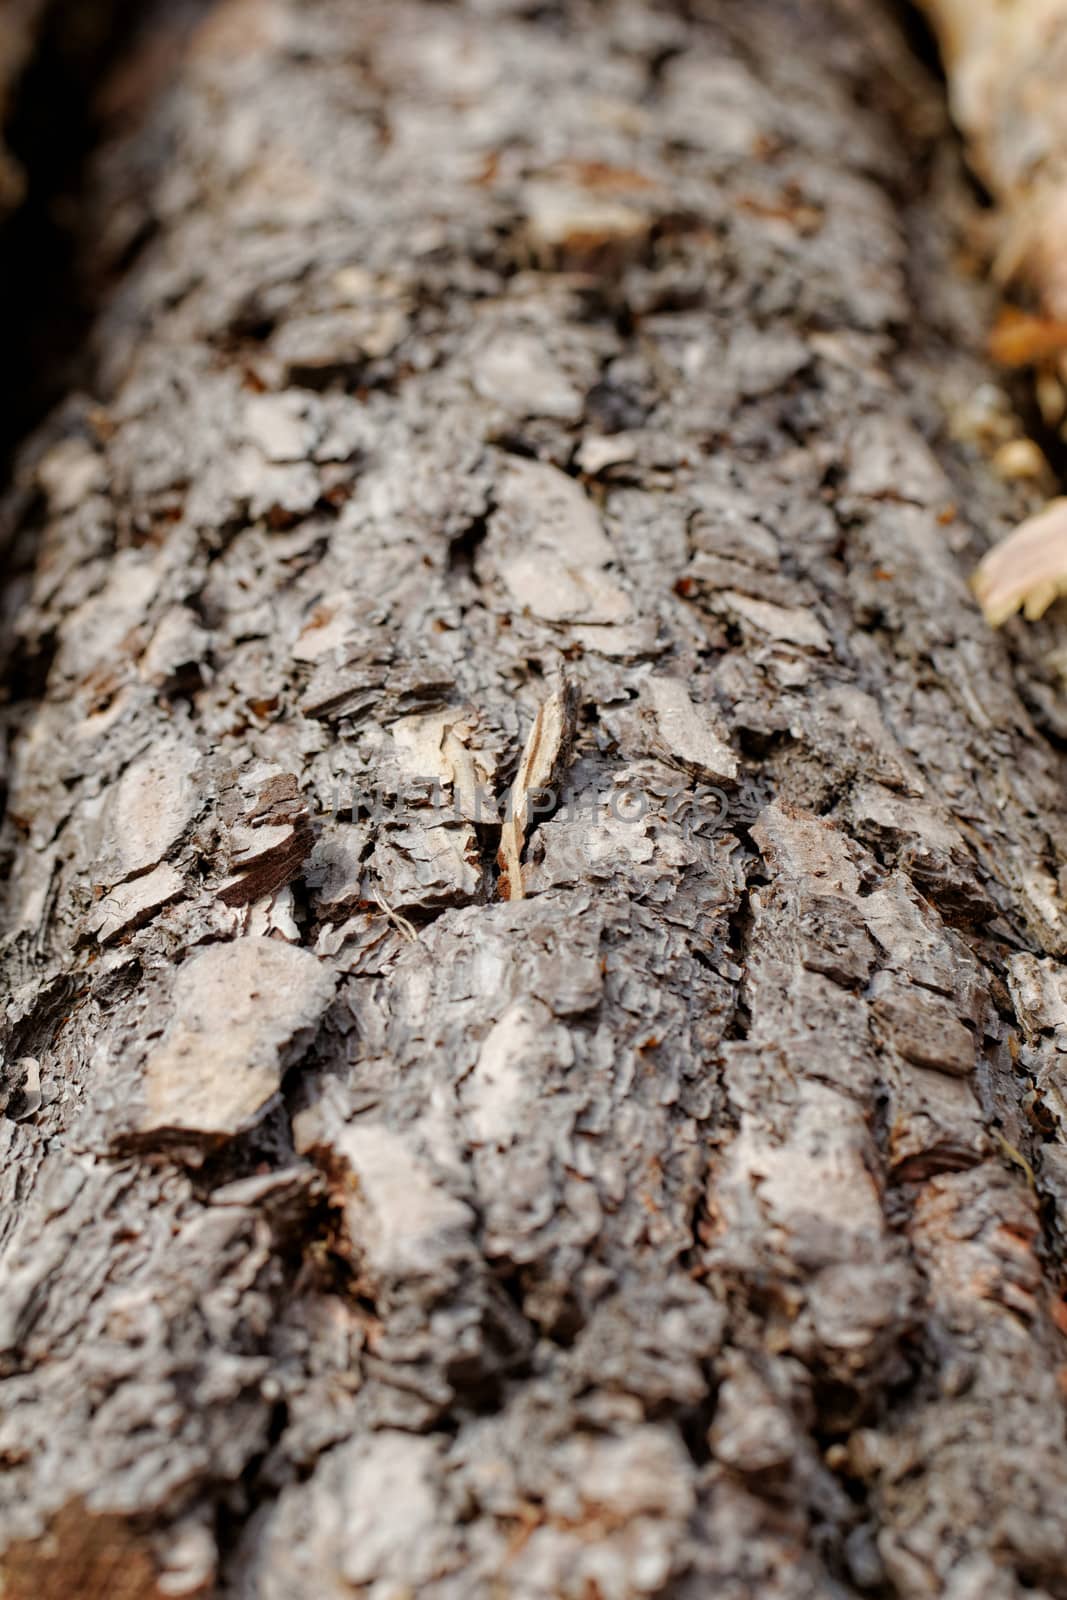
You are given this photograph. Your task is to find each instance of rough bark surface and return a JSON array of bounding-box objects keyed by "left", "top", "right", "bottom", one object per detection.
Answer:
[{"left": 3, "top": 1, "right": 1067, "bottom": 1596}]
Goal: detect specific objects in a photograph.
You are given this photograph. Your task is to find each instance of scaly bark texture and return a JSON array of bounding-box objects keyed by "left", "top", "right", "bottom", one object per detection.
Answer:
[{"left": 3, "top": 1, "right": 1067, "bottom": 1596}]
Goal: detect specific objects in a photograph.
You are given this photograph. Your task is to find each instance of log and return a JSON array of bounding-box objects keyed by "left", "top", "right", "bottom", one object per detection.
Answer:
[{"left": 3, "top": 1, "right": 1067, "bottom": 1595}]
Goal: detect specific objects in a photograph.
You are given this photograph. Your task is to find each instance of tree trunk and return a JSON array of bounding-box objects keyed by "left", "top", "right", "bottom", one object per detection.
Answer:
[{"left": 3, "top": 1, "right": 1067, "bottom": 1596}]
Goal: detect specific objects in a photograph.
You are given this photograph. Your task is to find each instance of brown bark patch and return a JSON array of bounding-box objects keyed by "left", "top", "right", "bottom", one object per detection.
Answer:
[{"left": 0, "top": 1501, "right": 167, "bottom": 1600}]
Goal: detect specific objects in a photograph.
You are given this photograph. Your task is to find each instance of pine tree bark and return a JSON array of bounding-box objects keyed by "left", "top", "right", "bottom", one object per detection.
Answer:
[{"left": 3, "top": 2, "right": 1067, "bottom": 1596}]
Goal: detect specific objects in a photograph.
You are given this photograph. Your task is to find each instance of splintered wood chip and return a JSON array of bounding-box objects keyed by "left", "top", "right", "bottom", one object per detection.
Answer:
[
  {"left": 972, "top": 497, "right": 1067, "bottom": 624},
  {"left": 138, "top": 937, "right": 336, "bottom": 1139},
  {"left": 498, "top": 682, "right": 578, "bottom": 901}
]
